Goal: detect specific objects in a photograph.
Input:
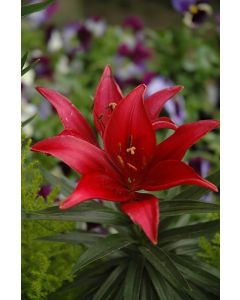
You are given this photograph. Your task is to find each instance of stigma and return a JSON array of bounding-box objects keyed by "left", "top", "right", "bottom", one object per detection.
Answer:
[{"left": 126, "top": 146, "right": 136, "bottom": 155}]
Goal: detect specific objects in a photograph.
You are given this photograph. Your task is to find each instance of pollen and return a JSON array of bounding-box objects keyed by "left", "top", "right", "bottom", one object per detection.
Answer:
[
  {"left": 108, "top": 102, "right": 117, "bottom": 111},
  {"left": 189, "top": 5, "right": 198, "bottom": 14},
  {"left": 117, "top": 155, "right": 125, "bottom": 167},
  {"left": 126, "top": 146, "right": 136, "bottom": 155},
  {"left": 127, "top": 162, "right": 138, "bottom": 171}
]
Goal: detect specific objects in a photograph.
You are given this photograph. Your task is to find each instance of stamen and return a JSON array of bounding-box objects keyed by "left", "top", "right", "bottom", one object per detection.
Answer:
[
  {"left": 108, "top": 102, "right": 117, "bottom": 111},
  {"left": 117, "top": 155, "right": 125, "bottom": 167},
  {"left": 126, "top": 146, "right": 136, "bottom": 155},
  {"left": 127, "top": 162, "right": 138, "bottom": 171},
  {"left": 118, "top": 142, "right": 122, "bottom": 153}
]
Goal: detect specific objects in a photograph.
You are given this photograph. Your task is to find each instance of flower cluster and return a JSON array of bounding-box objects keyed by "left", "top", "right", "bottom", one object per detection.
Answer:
[{"left": 31, "top": 65, "right": 219, "bottom": 244}]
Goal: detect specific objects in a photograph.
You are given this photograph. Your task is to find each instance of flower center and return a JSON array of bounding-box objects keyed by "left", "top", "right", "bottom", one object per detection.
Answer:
[
  {"left": 189, "top": 5, "right": 199, "bottom": 14},
  {"left": 108, "top": 102, "right": 117, "bottom": 111}
]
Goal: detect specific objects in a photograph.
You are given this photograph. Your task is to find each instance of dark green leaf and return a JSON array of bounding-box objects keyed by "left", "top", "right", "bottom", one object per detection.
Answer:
[
  {"left": 21, "top": 52, "right": 28, "bottom": 70},
  {"left": 22, "top": 0, "right": 54, "bottom": 17},
  {"left": 145, "top": 262, "right": 169, "bottom": 300},
  {"left": 169, "top": 254, "right": 219, "bottom": 295},
  {"left": 40, "top": 167, "right": 75, "bottom": 196},
  {"left": 73, "top": 234, "right": 134, "bottom": 273},
  {"left": 139, "top": 246, "right": 190, "bottom": 292},
  {"left": 159, "top": 220, "right": 220, "bottom": 245},
  {"left": 21, "top": 58, "right": 40, "bottom": 76},
  {"left": 123, "top": 256, "right": 144, "bottom": 300},
  {"left": 172, "top": 171, "right": 219, "bottom": 201},
  {"left": 93, "top": 264, "right": 126, "bottom": 300},
  {"left": 161, "top": 200, "right": 219, "bottom": 216},
  {"left": 24, "top": 202, "right": 130, "bottom": 226},
  {"left": 39, "top": 230, "right": 105, "bottom": 245},
  {"left": 21, "top": 114, "right": 36, "bottom": 127}
]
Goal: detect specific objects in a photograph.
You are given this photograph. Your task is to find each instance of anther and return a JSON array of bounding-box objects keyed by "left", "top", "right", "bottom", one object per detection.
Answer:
[
  {"left": 127, "top": 163, "right": 138, "bottom": 172},
  {"left": 108, "top": 102, "right": 117, "bottom": 111}
]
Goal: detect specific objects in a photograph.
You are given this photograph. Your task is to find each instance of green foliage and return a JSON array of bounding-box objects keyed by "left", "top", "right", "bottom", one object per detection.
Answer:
[
  {"left": 198, "top": 233, "right": 220, "bottom": 269},
  {"left": 21, "top": 134, "right": 81, "bottom": 300}
]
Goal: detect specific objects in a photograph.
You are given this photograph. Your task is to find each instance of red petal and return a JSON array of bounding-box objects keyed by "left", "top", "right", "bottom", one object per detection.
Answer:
[
  {"left": 121, "top": 193, "right": 159, "bottom": 244},
  {"left": 145, "top": 86, "right": 184, "bottom": 120},
  {"left": 153, "top": 120, "right": 220, "bottom": 162},
  {"left": 93, "top": 65, "right": 123, "bottom": 136},
  {"left": 60, "top": 172, "right": 134, "bottom": 209},
  {"left": 152, "top": 117, "right": 177, "bottom": 131},
  {"left": 142, "top": 160, "right": 218, "bottom": 192},
  {"left": 31, "top": 135, "right": 114, "bottom": 175},
  {"left": 36, "top": 87, "right": 98, "bottom": 145},
  {"left": 103, "top": 85, "right": 156, "bottom": 184}
]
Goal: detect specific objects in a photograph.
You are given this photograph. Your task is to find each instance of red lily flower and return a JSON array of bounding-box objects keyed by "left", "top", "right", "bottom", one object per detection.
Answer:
[
  {"left": 93, "top": 65, "right": 182, "bottom": 137},
  {"left": 32, "top": 69, "right": 219, "bottom": 244}
]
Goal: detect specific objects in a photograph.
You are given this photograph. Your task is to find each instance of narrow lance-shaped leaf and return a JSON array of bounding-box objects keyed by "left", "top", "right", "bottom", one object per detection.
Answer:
[
  {"left": 159, "top": 219, "right": 220, "bottom": 245},
  {"left": 123, "top": 256, "right": 144, "bottom": 300},
  {"left": 160, "top": 200, "right": 219, "bottom": 216},
  {"left": 22, "top": 0, "right": 54, "bottom": 17},
  {"left": 139, "top": 246, "right": 190, "bottom": 291},
  {"left": 39, "top": 230, "right": 105, "bottom": 245},
  {"left": 21, "top": 114, "right": 36, "bottom": 127},
  {"left": 23, "top": 202, "right": 130, "bottom": 226},
  {"left": 21, "top": 58, "right": 40, "bottom": 76},
  {"left": 93, "top": 264, "right": 126, "bottom": 300},
  {"left": 72, "top": 234, "right": 134, "bottom": 273},
  {"left": 21, "top": 52, "right": 28, "bottom": 70}
]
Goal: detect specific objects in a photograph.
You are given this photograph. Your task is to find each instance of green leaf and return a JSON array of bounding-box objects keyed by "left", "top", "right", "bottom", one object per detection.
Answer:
[
  {"left": 22, "top": 0, "right": 54, "bottom": 17},
  {"left": 21, "top": 52, "right": 28, "bottom": 70},
  {"left": 160, "top": 200, "right": 219, "bottom": 216},
  {"left": 139, "top": 246, "right": 190, "bottom": 292},
  {"left": 123, "top": 256, "right": 144, "bottom": 300},
  {"left": 169, "top": 254, "right": 219, "bottom": 295},
  {"left": 21, "top": 114, "right": 36, "bottom": 127},
  {"left": 172, "top": 171, "right": 219, "bottom": 201},
  {"left": 145, "top": 262, "right": 169, "bottom": 300},
  {"left": 21, "top": 58, "right": 40, "bottom": 76},
  {"left": 24, "top": 202, "right": 130, "bottom": 226},
  {"left": 40, "top": 167, "right": 75, "bottom": 197},
  {"left": 159, "top": 219, "right": 220, "bottom": 245},
  {"left": 39, "top": 230, "right": 105, "bottom": 245},
  {"left": 93, "top": 264, "right": 126, "bottom": 300},
  {"left": 73, "top": 234, "right": 134, "bottom": 273}
]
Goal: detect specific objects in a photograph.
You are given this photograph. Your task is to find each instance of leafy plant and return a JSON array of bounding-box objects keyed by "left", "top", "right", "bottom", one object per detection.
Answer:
[{"left": 23, "top": 168, "right": 220, "bottom": 299}]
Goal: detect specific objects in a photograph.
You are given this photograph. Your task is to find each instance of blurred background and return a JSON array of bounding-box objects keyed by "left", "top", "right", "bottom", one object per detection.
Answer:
[{"left": 21, "top": 1, "right": 220, "bottom": 299}]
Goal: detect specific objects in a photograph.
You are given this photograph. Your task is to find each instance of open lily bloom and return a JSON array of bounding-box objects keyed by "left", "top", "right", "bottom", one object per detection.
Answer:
[{"left": 32, "top": 65, "right": 219, "bottom": 244}]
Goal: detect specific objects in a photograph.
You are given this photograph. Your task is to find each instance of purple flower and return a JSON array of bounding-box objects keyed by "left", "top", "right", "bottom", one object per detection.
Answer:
[
  {"left": 172, "top": 0, "right": 212, "bottom": 27},
  {"left": 38, "top": 184, "right": 52, "bottom": 199},
  {"left": 117, "top": 41, "right": 151, "bottom": 64},
  {"left": 77, "top": 25, "right": 92, "bottom": 51},
  {"left": 146, "top": 75, "right": 186, "bottom": 125},
  {"left": 28, "top": 0, "right": 59, "bottom": 26},
  {"left": 38, "top": 184, "right": 60, "bottom": 203},
  {"left": 172, "top": 0, "right": 195, "bottom": 13},
  {"left": 122, "top": 16, "right": 144, "bottom": 32},
  {"left": 30, "top": 54, "right": 53, "bottom": 80},
  {"left": 189, "top": 157, "right": 211, "bottom": 178}
]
